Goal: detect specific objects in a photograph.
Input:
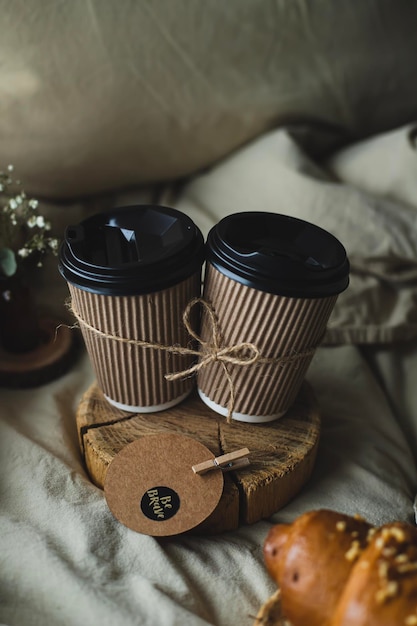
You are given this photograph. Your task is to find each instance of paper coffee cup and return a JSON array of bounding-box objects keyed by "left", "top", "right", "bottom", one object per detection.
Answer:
[
  {"left": 197, "top": 212, "right": 349, "bottom": 423},
  {"left": 59, "top": 205, "right": 204, "bottom": 412}
]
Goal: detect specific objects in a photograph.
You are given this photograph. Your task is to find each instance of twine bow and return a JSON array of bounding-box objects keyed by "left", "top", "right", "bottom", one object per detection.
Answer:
[
  {"left": 166, "top": 297, "right": 260, "bottom": 377},
  {"left": 166, "top": 298, "right": 261, "bottom": 421}
]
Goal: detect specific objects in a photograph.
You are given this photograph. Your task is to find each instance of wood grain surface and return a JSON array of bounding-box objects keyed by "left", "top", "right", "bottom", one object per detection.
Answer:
[{"left": 76, "top": 382, "right": 321, "bottom": 534}]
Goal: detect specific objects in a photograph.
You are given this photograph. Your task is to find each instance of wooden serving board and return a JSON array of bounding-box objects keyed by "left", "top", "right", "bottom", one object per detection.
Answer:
[{"left": 76, "top": 382, "right": 320, "bottom": 534}]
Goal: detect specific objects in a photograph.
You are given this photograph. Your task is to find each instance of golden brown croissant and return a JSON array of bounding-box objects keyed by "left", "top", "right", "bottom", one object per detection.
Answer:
[{"left": 261, "top": 509, "right": 417, "bottom": 626}]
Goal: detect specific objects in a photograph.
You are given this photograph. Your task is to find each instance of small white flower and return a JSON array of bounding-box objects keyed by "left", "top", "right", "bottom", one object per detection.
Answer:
[
  {"left": 8, "top": 198, "right": 17, "bottom": 209},
  {"left": 27, "top": 215, "right": 37, "bottom": 228},
  {"left": 28, "top": 199, "right": 38, "bottom": 209},
  {"left": 7, "top": 164, "right": 14, "bottom": 172},
  {"left": 36, "top": 215, "right": 45, "bottom": 228},
  {"left": 17, "top": 247, "right": 31, "bottom": 258}
]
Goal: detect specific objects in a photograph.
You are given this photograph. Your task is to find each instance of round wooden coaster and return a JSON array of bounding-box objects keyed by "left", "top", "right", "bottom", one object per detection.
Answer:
[
  {"left": 77, "top": 382, "right": 320, "bottom": 534},
  {"left": 104, "top": 434, "right": 224, "bottom": 536}
]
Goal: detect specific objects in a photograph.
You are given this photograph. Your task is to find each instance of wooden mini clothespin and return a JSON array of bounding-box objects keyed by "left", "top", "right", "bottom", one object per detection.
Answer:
[{"left": 192, "top": 448, "right": 250, "bottom": 475}]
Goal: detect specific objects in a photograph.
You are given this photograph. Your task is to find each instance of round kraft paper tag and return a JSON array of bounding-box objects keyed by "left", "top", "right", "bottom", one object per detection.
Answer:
[{"left": 103, "top": 433, "right": 224, "bottom": 536}]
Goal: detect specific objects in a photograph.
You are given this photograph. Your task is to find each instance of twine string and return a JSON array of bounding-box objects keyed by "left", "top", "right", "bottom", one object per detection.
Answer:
[
  {"left": 68, "top": 297, "right": 318, "bottom": 421},
  {"left": 165, "top": 298, "right": 261, "bottom": 381}
]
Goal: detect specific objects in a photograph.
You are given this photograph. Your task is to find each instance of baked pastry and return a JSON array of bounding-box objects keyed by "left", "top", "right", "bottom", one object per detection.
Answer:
[
  {"left": 263, "top": 509, "right": 371, "bottom": 626},
  {"left": 261, "top": 509, "right": 417, "bottom": 626},
  {"left": 331, "top": 521, "right": 417, "bottom": 625}
]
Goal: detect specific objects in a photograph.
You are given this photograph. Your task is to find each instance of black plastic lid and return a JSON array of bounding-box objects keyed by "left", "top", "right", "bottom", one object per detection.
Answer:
[
  {"left": 58, "top": 205, "right": 205, "bottom": 295},
  {"left": 206, "top": 212, "right": 349, "bottom": 298}
]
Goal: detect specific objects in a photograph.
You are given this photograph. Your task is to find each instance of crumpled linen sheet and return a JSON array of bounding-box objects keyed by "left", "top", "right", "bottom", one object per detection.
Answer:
[{"left": 1, "top": 124, "right": 417, "bottom": 626}]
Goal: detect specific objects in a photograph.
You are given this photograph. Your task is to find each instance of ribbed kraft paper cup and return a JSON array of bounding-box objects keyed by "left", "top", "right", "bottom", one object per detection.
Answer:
[
  {"left": 59, "top": 205, "right": 205, "bottom": 413},
  {"left": 197, "top": 265, "right": 337, "bottom": 422},
  {"left": 197, "top": 212, "right": 349, "bottom": 423},
  {"left": 69, "top": 275, "right": 199, "bottom": 411}
]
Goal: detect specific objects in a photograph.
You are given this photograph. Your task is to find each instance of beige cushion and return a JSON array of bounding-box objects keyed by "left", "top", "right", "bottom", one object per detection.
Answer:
[
  {"left": 0, "top": 0, "right": 417, "bottom": 198},
  {"left": 325, "top": 124, "right": 417, "bottom": 207}
]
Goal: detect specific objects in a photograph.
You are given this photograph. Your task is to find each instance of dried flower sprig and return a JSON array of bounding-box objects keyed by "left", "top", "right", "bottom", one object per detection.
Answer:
[{"left": 0, "top": 165, "right": 59, "bottom": 278}]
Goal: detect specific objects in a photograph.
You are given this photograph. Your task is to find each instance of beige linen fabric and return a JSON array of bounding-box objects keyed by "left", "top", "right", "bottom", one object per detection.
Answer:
[
  {"left": 326, "top": 124, "right": 417, "bottom": 207},
  {"left": 0, "top": 0, "right": 417, "bottom": 197},
  {"left": 1, "top": 344, "right": 416, "bottom": 626},
  {"left": 176, "top": 124, "right": 417, "bottom": 345}
]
